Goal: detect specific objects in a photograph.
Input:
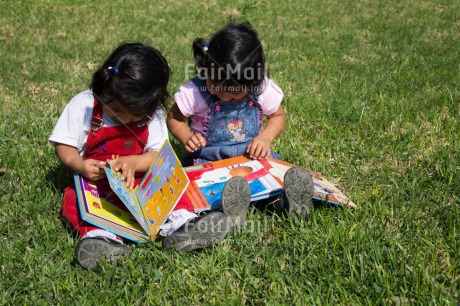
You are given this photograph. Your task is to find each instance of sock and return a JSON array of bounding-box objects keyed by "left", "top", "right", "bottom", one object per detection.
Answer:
[{"left": 81, "top": 229, "right": 123, "bottom": 244}]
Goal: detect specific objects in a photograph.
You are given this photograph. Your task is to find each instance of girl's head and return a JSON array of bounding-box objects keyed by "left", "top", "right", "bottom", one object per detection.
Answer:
[
  {"left": 193, "top": 22, "right": 265, "bottom": 101},
  {"left": 91, "top": 43, "right": 171, "bottom": 122}
]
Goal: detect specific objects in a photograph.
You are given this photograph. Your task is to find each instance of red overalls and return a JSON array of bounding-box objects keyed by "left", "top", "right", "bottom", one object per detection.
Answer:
[{"left": 61, "top": 101, "right": 193, "bottom": 241}]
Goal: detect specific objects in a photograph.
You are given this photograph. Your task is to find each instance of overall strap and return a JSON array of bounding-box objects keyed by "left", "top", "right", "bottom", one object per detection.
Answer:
[
  {"left": 90, "top": 101, "right": 104, "bottom": 134},
  {"left": 191, "top": 77, "right": 219, "bottom": 105}
]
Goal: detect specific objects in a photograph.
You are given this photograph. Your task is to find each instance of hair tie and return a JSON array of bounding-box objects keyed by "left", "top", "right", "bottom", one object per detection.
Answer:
[
  {"left": 203, "top": 41, "right": 210, "bottom": 51},
  {"left": 108, "top": 66, "right": 118, "bottom": 74}
]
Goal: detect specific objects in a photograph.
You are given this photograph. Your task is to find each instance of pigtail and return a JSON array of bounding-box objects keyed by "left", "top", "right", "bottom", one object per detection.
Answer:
[
  {"left": 90, "top": 43, "right": 171, "bottom": 116},
  {"left": 90, "top": 66, "right": 116, "bottom": 105},
  {"left": 192, "top": 38, "right": 207, "bottom": 74}
]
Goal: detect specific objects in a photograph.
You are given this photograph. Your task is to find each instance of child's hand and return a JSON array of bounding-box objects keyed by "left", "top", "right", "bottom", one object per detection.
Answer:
[
  {"left": 111, "top": 156, "right": 137, "bottom": 189},
  {"left": 81, "top": 159, "right": 107, "bottom": 181},
  {"left": 185, "top": 132, "right": 206, "bottom": 153},
  {"left": 246, "top": 135, "right": 271, "bottom": 160}
]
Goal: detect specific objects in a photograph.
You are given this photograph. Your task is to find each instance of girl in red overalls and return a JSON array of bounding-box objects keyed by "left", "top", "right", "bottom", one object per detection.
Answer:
[{"left": 49, "top": 43, "right": 230, "bottom": 270}]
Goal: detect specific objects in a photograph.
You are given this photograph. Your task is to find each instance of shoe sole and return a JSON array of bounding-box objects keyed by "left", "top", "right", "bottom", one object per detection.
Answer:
[
  {"left": 75, "top": 238, "right": 130, "bottom": 270},
  {"left": 221, "top": 176, "right": 251, "bottom": 228},
  {"left": 163, "top": 212, "right": 229, "bottom": 252},
  {"left": 284, "top": 167, "right": 314, "bottom": 221}
]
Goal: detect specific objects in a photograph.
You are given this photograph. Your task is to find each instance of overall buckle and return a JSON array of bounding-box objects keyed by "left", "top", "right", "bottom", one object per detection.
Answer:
[{"left": 91, "top": 116, "right": 103, "bottom": 134}]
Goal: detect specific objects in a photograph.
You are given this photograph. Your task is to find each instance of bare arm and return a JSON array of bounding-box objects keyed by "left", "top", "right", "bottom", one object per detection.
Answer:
[
  {"left": 246, "top": 105, "right": 286, "bottom": 159},
  {"left": 55, "top": 143, "right": 106, "bottom": 181},
  {"left": 56, "top": 143, "right": 158, "bottom": 189},
  {"left": 167, "top": 103, "right": 206, "bottom": 152},
  {"left": 259, "top": 105, "right": 286, "bottom": 143}
]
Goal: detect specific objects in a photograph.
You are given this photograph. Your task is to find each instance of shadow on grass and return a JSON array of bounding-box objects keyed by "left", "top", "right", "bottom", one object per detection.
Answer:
[
  {"left": 45, "top": 164, "right": 71, "bottom": 192},
  {"left": 251, "top": 197, "right": 337, "bottom": 219},
  {"left": 45, "top": 165, "right": 78, "bottom": 243}
]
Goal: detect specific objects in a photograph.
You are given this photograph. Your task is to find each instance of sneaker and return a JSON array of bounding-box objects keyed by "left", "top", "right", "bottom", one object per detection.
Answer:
[
  {"left": 75, "top": 237, "right": 130, "bottom": 270},
  {"left": 283, "top": 167, "right": 314, "bottom": 221},
  {"left": 162, "top": 212, "right": 229, "bottom": 252},
  {"left": 221, "top": 176, "right": 251, "bottom": 228}
]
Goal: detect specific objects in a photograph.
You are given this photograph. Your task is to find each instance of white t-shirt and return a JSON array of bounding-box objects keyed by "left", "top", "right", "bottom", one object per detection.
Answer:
[
  {"left": 174, "top": 78, "right": 284, "bottom": 134},
  {"left": 48, "top": 90, "right": 168, "bottom": 156}
]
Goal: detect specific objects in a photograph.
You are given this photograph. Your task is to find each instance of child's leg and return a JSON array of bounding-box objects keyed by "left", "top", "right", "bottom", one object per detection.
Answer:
[
  {"left": 162, "top": 211, "right": 228, "bottom": 252},
  {"left": 221, "top": 176, "right": 251, "bottom": 228},
  {"left": 283, "top": 167, "right": 314, "bottom": 220},
  {"left": 162, "top": 191, "right": 228, "bottom": 252},
  {"left": 61, "top": 186, "right": 104, "bottom": 238},
  {"left": 62, "top": 185, "right": 129, "bottom": 270},
  {"left": 75, "top": 237, "right": 130, "bottom": 270},
  {"left": 157, "top": 190, "right": 198, "bottom": 236},
  {"left": 173, "top": 191, "right": 194, "bottom": 212},
  {"left": 162, "top": 177, "right": 250, "bottom": 252},
  {"left": 62, "top": 176, "right": 145, "bottom": 239}
]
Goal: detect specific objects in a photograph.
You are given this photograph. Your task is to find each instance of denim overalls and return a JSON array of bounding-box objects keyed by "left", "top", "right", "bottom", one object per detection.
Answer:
[{"left": 183, "top": 77, "right": 280, "bottom": 166}]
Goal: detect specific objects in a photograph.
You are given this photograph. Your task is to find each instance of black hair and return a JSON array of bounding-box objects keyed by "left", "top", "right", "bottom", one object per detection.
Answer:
[
  {"left": 91, "top": 42, "right": 171, "bottom": 116},
  {"left": 192, "top": 22, "right": 266, "bottom": 94}
]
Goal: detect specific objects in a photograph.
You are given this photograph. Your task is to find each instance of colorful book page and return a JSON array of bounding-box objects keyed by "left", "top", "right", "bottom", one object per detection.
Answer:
[
  {"left": 192, "top": 160, "right": 282, "bottom": 209},
  {"left": 135, "top": 140, "right": 189, "bottom": 237},
  {"left": 74, "top": 174, "right": 149, "bottom": 242},
  {"left": 74, "top": 140, "right": 190, "bottom": 242},
  {"left": 311, "top": 176, "right": 356, "bottom": 208},
  {"left": 185, "top": 156, "right": 356, "bottom": 212},
  {"left": 104, "top": 162, "right": 148, "bottom": 234},
  {"left": 265, "top": 159, "right": 356, "bottom": 207}
]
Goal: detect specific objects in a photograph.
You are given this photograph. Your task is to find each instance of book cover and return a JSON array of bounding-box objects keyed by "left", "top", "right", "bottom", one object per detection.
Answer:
[
  {"left": 74, "top": 140, "right": 189, "bottom": 242},
  {"left": 74, "top": 175, "right": 150, "bottom": 241},
  {"left": 183, "top": 156, "right": 356, "bottom": 212}
]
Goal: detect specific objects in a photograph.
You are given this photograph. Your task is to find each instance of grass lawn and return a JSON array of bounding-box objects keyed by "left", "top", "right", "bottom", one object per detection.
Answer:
[{"left": 0, "top": 0, "right": 458, "bottom": 304}]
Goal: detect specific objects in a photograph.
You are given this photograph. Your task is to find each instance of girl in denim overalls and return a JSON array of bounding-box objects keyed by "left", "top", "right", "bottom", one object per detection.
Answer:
[{"left": 167, "top": 23, "right": 314, "bottom": 232}]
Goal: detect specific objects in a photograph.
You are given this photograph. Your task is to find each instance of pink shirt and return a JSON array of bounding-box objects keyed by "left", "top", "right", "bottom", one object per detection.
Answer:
[{"left": 174, "top": 78, "right": 284, "bottom": 134}]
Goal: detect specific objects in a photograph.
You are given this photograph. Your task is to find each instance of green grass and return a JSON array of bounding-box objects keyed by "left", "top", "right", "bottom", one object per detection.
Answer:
[{"left": 1, "top": 0, "right": 459, "bottom": 304}]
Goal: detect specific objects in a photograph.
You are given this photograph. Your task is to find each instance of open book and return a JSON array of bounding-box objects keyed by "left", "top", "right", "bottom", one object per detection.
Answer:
[
  {"left": 74, "top": 140, "right": 189, "bottom": 242},
  {"left": 183, "top": 156, "right": 356, "bottom": 212}
]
